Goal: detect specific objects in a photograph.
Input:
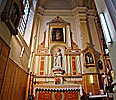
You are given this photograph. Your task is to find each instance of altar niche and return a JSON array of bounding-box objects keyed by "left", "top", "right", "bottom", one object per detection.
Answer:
[
  {"left": 52, "top": 47, "right": 65, "bottom": 85},
  {"left": 51, "top": 46, "right": 64, "bottom": 70},
  {"left": 53, "top": 48, "right": 62, "bottom": 70},
  {"left": 85, "top": 52, "right": 94, "bottom": 64}
]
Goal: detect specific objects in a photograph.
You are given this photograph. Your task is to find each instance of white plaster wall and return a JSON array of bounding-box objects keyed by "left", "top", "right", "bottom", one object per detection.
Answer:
[
  {"left": 9, "top": 0, "right": 37, "bottom": 71},
  {"left": 9, "top": 34, "right": 31, "bottom": 71},
  {"left": 0, "top": 22, "right": 11, "bottom": 45}
]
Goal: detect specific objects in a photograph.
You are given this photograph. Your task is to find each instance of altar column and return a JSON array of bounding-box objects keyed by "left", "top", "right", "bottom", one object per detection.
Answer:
[
  {"left": 67, "top": 25, "right": 71, "bottom": 48},
  {"left": 48, "top": 55, "right": 52, "bottom": 75},
  {"left": 76, "top": 56, "right": 81, "bottom": 74},
  {"left": 34, "top": 55, "right": 40, "bottom": 74},
  {"left": 45, "top": 56, "right": 49, "bottom": 75},
  {"left": 45, "top": 25, "right": 49, "bottom": 48},
  {"left": 67, "top": 55, "right": 71, "bottom": 76},
  {"left": 64, "top": 55, "right": 67, "bottom": 74}
]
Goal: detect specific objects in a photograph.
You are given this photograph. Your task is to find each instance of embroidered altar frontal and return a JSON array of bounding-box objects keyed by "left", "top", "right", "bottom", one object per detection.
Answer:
[{"left": 37, "top": 91, "right": 79, "bottom": 100}]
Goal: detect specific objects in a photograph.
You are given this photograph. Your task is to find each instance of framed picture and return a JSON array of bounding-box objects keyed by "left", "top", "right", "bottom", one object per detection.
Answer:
[
  {"left": 1, "top": 0, "right": 23, "bottom": 35},
  {"left": 85, "top": 52, "right": 94, "bottom": 64},
  {"left": 51, "top": 28, "right": 65, "bottom": 42}
]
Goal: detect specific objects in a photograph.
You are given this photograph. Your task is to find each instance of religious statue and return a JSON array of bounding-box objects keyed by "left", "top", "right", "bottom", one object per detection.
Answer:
[
  {"left": 53, "top": 48, "right": 62, "bottom": 70},
  {"left": 85, "top": 52, "right": 94, "bottom": 64}
]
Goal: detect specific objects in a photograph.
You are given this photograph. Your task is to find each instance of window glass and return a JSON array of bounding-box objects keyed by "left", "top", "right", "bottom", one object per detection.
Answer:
[{"left": 18, "top": 0, "right": 30, "bottom": 35}]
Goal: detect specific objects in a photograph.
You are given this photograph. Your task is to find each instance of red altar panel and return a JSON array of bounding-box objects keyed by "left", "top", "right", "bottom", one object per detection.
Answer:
[
  {"left": 64, "top": 92, "right": 78, "bottom": 100},
  {"left": 40, "top": 57, "right": 44, "bottom": 75},
  {"left": 38, "top": 92, "right": 52, "bottom": 100},
  {"left": 37, "top": 91, "right": 78, "bottom": 100},
  {"left": 72, "top": 57, "right": 76, "bottom": 75}
]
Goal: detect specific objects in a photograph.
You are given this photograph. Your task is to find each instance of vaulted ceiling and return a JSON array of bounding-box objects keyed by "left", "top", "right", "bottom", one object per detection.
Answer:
[{"left": 38, "top": 0, "right": 96, "bottom": 10}]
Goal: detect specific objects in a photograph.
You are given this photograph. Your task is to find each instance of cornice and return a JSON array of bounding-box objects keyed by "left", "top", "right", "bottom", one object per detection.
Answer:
[
  {"left": 37, "top": 6, "right": 97, "bottom": 18},
  {"left": 87, "top": 9, "right": 97, "bottom": 18}
]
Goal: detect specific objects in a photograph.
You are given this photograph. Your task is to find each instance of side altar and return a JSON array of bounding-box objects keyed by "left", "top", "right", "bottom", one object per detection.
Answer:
[{"left": 32, "top": 16, "right": 82, "bottom": 100}]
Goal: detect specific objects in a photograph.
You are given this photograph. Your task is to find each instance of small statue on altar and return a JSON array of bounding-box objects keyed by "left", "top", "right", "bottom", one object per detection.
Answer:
[
  {"left": 54, "top": 76, "right": 61, "bottom": 84},
  {"left": 53, "top": 48, "right": 62, "bottom": 70}
]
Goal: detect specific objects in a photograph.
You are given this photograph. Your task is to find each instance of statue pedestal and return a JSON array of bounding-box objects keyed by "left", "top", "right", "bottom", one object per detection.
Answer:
[{"left": 53, "top": 70, "right": 65, "bottom": 85}]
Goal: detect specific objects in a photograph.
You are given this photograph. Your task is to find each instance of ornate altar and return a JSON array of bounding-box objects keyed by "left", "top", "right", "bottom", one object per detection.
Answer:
[
  {"left": 36, "top": 16, "right": 81, "bottom": 77},
  {"left": 33, "top": 16, "right": 82, "bottom": 100}
]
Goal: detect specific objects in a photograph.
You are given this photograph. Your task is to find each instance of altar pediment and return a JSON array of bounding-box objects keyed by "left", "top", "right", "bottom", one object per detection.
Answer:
[{"left": 47, "top": 16, "right": 70, "bottom": 26}]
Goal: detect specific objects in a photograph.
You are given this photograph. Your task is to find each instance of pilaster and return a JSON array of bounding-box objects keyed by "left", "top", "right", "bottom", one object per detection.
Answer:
[{"left": 77, "top": 7, "right": 90, "bottom": 50}]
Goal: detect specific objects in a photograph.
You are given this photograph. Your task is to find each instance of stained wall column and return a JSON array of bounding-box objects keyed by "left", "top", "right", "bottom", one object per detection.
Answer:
[{"left": 77, "top": 7, "right": 90, "bottom": 50}]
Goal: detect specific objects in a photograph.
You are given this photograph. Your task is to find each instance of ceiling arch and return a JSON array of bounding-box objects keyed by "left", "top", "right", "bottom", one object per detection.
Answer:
[
  {"left": 38, "top": 0, "right": 77, "bottom": 10},
  {"left": 38, "top": 0, "right": 96, "bottom": 10}
]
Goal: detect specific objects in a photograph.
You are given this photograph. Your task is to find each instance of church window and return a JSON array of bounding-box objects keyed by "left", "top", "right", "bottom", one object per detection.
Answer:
[{"left": 18, "top": 0, "right": 30, "bottom": 35}]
